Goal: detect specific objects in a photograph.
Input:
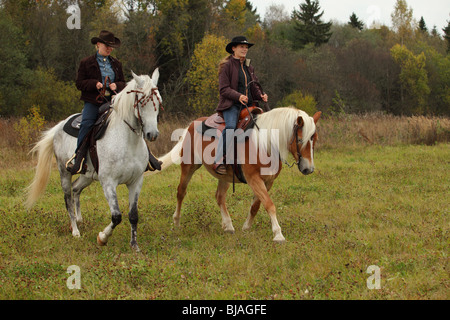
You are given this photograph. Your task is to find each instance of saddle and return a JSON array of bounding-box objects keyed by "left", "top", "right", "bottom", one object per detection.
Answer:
[
  {"left": 63, "top": 102, "right": 112, "bottom": 138},
  {"left": 64, "top": 103, "right": 113, "bottom": 175},
  {"left": 201, "top": 106, "right": 264, "bottom": 185},
  {"left": 203, "top": 106, "right": 263, "bottom": 135}
]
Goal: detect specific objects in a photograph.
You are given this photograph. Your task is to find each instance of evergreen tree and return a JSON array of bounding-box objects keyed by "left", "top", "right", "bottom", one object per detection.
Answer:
[
  {"left": 443, "top": 21, "right": 450, "bottom": 53},
  {"left": 418, "top": 16, "right": 428, "bottom": 33},
  {"left": 291, "top": 0, "right": 332, "bottom": 49},
  {"left": 348, "top": 12, "right": 364, "bottom": 31}
]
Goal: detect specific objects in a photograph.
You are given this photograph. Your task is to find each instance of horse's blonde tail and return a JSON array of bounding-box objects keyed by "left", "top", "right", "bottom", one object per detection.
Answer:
[
  {"left": 25, "top": 124, "right": 60, "bottom": 209},
  {"left": 146, "top": 128, "right": 188, "bottom": 176}
]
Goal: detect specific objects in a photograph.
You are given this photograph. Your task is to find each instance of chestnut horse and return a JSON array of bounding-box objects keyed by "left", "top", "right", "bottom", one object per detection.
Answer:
[{"left": 153, "top": 107, "right": 321, "bottom": 242}]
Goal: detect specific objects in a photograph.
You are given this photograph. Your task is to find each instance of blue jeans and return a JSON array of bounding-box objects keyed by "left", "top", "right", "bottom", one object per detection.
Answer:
[
  {"left": 76, "top": 102, "right": 99, "bottom": 153},
  {"left": 215, "top": 104, "right": 241, "bottom": 165}
]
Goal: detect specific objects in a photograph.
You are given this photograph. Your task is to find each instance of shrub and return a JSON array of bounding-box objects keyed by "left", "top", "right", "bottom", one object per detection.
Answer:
[
  {"left": 21, "top": 67, "right": 82, "bottom": 121},
  {"left": 13, "top": 106, "right": 46, "bottom": 149},
  {"left": 276, "top": 90, "right": 317, "bottom": 115}
]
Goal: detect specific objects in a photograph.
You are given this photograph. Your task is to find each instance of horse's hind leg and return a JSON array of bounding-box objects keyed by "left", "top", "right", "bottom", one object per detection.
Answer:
[
  {"left": 72, "top": 175, "right": 94, "bottom": 224},
  {"left": 59, "top": 170, "right": 80, "bottom": 237},
  {"left": 173, "top": 163, "right": 201, "bottom": 227},
  {"left": 216, "top": 179, "right": 235, "bottom": 233},
  {"left": 127, "top": 176, "right": 143, "bottom": 252}
]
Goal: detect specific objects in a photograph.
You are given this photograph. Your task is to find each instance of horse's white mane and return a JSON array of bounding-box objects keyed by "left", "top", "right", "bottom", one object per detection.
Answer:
[
  {"left": 253, "top": 107, "right": 316, "bottom": 161},
  {"left": 109, "top": 74, "right": 156, "bottom": 126}
]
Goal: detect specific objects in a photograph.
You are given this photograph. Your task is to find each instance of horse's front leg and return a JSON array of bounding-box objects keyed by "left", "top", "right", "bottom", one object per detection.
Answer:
[
  {"left": 242, "top": 195, "right": 260, "bottom": 231},
  {"left": 247, "top": 176, "right": 285, "bottom": 243},
  {"left": 127, "top": 176, "right": 143, "bottom": 252},
  {"left": 243, "top": 180, "right": 274, "bottom": 231},
  {"left": 97, "top": 182, "right": 122, "bottom": 246}
]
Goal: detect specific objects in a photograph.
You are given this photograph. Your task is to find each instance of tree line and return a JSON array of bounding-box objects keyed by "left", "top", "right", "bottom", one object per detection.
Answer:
[{"left": 0, "top": 0, "right": 449, "bottom": 121}]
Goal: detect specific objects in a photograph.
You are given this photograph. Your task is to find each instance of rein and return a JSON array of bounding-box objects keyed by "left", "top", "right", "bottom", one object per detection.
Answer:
[
  {"left": 96, "top": 76, "right": 118, "bottom": 104},
  {"left": 242, "top": 80, "right": 265, "bottom": 131}
]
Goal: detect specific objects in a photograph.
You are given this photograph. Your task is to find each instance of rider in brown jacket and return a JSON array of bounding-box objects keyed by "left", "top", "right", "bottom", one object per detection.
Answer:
[
  {"left": 213, "top": 36, "right": 268, "bottom": 175},
  {"left": 67, "top": 30, "right": 125, "bottom": 173}
]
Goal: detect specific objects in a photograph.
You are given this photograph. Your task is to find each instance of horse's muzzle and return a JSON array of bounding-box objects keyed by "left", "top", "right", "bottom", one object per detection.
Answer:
[
  {"left": 146, "top": 130, "right": 159, "bottom": 142},
  {"left": 298, "top": 159, "right": 314, "bottom": 175}
]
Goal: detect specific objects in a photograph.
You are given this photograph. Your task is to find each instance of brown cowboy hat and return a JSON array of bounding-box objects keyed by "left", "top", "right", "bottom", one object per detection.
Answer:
[
  {"left": 225, "top": 36, "right": 254, "bottom": 54},
  {"left": 91, "top": 30, "right": 121, "bottom": 48}
]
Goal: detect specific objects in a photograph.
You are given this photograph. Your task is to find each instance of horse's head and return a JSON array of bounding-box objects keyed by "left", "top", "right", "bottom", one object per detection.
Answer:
[
  {"left": 289, "top": 111, "right": 322, "bottom": 175},
  {"left": 130, "top": 69, "right": 162, "bottom": 141}
]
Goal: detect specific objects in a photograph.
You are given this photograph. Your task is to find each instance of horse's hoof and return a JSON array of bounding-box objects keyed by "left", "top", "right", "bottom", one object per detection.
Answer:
[
  {"left": 173, "top": 215, "right": 181, "bottom": 227},
  {"left": 130, "top": 242, "right": 141, "bottom": 252},
  {"left": 273, "top": 235, "right": 286, "bottom": 243},
  {"left": 97, "top": 233, "right": 107, "bottom": 246},
  {"left": 224, "top": 228, "right": 235, "bottom": 234},
  {"left": 72, "top": 230, "right": 81, "bottom": 238}
]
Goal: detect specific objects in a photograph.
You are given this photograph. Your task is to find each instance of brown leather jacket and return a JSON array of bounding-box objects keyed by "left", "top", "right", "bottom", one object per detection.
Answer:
[
  {"left": 76, "top": 54, "right": 126, "bottom": 105},
  {"left": 217, "top": 56, "right": 263, "bottom": 112}
]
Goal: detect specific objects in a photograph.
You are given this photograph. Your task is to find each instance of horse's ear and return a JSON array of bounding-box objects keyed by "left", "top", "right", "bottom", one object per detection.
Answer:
[
  {"left": 131, "top": 70, "right": 145, "bottom": 88},
  {"left": 313, "top": 111, "right": 322, "bottom": 124},
  {"left": 297, "top": 116, "right": 304, "bottom": 128},
  {"left": 151, "top": 68, "right": 160, "bottom": 86}
]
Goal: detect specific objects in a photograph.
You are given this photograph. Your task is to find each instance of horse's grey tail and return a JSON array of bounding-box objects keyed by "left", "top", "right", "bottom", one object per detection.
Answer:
[
  {"left": 25, "top": 122, "right": 62, "bottom": 209},
  {"left": 145, "top": 128, "right": 187, "bottom": 176}
]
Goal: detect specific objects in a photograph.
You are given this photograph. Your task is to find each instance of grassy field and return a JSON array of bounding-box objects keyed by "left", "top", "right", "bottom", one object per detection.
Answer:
[{"left": 0, "top": 115, "right": 449, "bottom": 300}]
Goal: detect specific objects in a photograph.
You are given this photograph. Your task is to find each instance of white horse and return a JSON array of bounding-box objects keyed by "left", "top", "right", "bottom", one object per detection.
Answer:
[{"left": 25, "top": 70, "right": 161, "bottom": 252}]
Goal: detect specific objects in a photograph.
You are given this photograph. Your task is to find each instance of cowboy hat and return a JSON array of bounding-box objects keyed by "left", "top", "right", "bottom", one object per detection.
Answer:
[
  {"left": 225, "top": 36, "right": 254, "bottom": 54},
  {"left": 91, "top": 30, "right": 121, "bottom": 48}
]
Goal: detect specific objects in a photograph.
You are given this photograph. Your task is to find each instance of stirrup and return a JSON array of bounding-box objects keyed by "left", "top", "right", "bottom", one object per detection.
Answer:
[
  {"left": 213, "top": 163, "right": 227, "bottom": 175},
  {"left": 65, "top": 154, "right": 76, "bottom": 172},
  {"left": 66, "top": 154, "right": 84, "bottom": 174}
]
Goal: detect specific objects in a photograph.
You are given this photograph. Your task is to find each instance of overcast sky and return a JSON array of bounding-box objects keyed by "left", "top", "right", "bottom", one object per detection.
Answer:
[{"left": 250, "top": 0, "right": 449, "bottom": 32}]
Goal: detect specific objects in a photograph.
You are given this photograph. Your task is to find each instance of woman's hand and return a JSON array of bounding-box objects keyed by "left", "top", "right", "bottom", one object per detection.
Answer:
[
  {"left": 261, "top": 93, "right": 268, "bottom": 102},
  {"left": 96, "top": 82, "right": 103, "bottom": 90},
  {"left": 109, "top": 83, "right": 117, "bottom": 91},
  {"left": 239, "top": 95, "right": 248, "bottom": 105}
]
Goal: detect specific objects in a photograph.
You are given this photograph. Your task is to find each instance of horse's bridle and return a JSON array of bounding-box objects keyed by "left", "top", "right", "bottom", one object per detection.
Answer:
[
  {"left": 286, "top": 122, "right": 304, "bottom": 169},
  {"left": 124, "top": 87, "right": 163, "bottom": 135}
]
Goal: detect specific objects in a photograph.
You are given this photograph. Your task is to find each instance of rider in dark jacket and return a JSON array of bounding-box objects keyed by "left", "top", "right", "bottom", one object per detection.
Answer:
[
  {"left": 67, "top": 30, "right": 125, "bottom": 173},
  {"left": 213, "top": 36, "right": 268, "bottom": 175}
]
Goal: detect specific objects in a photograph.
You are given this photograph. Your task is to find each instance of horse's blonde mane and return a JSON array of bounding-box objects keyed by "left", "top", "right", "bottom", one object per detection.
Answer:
[
  {"left": 253, "top": 107, "right": 316, "bottom": 161},
  {"left": 109, "top": 75, "right": 155, "bottom": 126}
]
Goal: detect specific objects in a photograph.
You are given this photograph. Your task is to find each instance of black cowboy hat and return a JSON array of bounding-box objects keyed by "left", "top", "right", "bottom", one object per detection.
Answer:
[
  {"left": 225, "top": 36, "right": 254, "bottom": 54},
  {"left": 91, "top": 30, "right": 121, "bottom": 48}
]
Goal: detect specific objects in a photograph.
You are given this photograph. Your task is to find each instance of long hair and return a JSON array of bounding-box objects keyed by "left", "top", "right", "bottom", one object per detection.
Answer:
[{"left": 218, "top": 55, "right": 232, "bottom": 74}]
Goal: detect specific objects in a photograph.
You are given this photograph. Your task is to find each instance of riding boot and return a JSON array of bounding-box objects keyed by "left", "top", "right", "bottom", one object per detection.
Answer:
[{"left": 145, "top": 147, "right": 163, "bottom": 172}]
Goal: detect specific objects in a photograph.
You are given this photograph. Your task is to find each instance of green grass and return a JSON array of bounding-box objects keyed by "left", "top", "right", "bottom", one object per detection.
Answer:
[{"left": 0, "top": 144, "right": 448, "bottom": 299}]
